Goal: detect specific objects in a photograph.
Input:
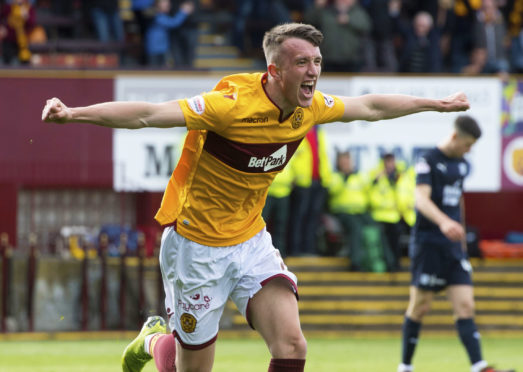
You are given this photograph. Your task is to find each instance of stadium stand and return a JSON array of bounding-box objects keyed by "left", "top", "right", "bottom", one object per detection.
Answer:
[{"left": 228, "top": 257, "right": 523, "bottom": 335}]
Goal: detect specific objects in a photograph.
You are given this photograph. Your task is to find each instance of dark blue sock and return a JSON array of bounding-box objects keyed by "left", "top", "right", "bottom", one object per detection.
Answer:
[
  {"left": 401, "top": 317, "right": 421, "bottom": 365},
  {"left": 456, "top": 318, "right": 483, "bottom": 364}
]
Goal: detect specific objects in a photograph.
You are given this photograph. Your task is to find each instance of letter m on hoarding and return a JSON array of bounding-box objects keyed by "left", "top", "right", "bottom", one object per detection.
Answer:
[{"left": 145, "top": 145, "right": 174, "bottom": 177}]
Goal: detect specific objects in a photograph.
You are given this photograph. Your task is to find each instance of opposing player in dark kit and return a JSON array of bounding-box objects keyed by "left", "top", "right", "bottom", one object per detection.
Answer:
[{"left": 398, "top": 116, "right": 515, "bottom": 372}]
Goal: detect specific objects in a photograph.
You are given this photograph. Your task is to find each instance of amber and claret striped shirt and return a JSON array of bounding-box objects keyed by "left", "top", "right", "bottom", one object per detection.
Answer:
[{"left": 154, "top": 72, "right": 345, "bottom": 246}]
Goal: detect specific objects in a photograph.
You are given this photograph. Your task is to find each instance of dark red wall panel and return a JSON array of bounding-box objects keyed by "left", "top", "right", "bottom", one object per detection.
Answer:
[
  {"left": 464, "top": 192, "right": 523, "bottom": 240},
  {"left": 0, "top": 76, "right": 113, "bottom": 187}
]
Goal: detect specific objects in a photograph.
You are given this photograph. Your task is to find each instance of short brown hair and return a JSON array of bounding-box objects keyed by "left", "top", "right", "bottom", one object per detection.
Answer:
[
  {"left": 455, "top": 115, "right": 482, "bottom": 139},
  {"left": 262, "top": 23, "right": 323, "bottom": 65}
]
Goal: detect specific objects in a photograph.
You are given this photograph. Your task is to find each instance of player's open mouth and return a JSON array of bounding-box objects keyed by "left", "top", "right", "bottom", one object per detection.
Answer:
[{"left": 301, "top": 81, "right": 314, "bottom": 96}]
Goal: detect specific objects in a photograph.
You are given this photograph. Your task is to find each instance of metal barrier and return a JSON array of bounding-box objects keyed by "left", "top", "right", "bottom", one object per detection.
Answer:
[
  {"left": 27, "top": 234, "right": 37, "bottom": 332},
  {"left": 0, "top": 231, "right": 165, "bottom": 333},
  {"left": 99, "top": 233, "right": 108, "bottom": 331},
  {"left": 1, "top": 233, "right": 11, "bottom": 332}
]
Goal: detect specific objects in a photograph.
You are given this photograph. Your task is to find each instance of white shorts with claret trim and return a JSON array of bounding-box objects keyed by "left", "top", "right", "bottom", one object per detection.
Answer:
[{"left": 159, "top": 226, "right": 298, "bottom": 349}]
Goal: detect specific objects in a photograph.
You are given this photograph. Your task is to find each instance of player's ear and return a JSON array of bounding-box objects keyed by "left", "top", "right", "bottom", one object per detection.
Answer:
[{"left": 268, "top": 63, "right": 281, "bottom": 80}]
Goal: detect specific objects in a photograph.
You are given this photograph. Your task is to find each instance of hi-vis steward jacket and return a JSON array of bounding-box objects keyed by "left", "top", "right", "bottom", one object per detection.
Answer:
[
  {"left": 292, "top": 127, "right": 332, "bottom": 188},
  {"left": 329, "top": 171, "right": 370, "bottom": 215},
  {"left": 368, "top": 160, "right": 406, "bottom": 224},
  {"left": 267, "top": 156, "right": 297, "bottom": 199}
]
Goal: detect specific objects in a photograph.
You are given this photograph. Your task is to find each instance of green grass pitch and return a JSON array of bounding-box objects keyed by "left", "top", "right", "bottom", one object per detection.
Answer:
[{"left": 0, "top": 335, "right": 521, "bottom": 371}]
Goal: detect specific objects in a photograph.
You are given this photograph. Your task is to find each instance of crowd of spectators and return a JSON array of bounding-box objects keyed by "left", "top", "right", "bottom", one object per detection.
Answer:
[
  {"left": 259, "top": 123, "right": 416, "bottom": 273},
  {"left": 262, "top": 128, "right": 417, "bottom": 272},
  {"left": 1, "top": 0, "right": 523, "bottom": 73},
  {"left": 326, "top": 151, "right": 416, "bottom": 272},
  {"left": 0, "top": 0, "right": 200, "bottom": 68},
  {"left": 303, "top": 0, "right": 517, "bottom": 75}
]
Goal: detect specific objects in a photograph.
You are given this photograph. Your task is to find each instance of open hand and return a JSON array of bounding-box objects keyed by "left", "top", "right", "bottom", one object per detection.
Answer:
[
  {"left": 180, "top": 1, "right": 194, "bottom": 14},
  {"left": 41, "top": 97, "right": 72, "bottom": 124},
  {"left": 439, "top": 218, "right": 465, "bottom": 242}
]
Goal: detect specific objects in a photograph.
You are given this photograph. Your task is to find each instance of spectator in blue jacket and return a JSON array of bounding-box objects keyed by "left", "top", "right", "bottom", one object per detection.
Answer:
[{"left": 145, "top": 0, "right": 193, "bottom": 67}]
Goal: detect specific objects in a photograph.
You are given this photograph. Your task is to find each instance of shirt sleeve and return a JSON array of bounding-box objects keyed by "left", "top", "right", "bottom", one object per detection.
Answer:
[
  {"left": 310, "top": 91, "right": 345, "bottom": 124},
  {"left": 464, "top": 160, "right": 471, "bottom": 178},
  {"left": 179, "top": 78, "right": 238, "bottom": 132},
  {"left": 415, "top": 155, "right": 432, "bottom": 186}
]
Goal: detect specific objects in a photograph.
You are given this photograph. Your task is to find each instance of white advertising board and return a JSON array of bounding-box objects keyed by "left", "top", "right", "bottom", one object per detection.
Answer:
[
  {"left": 113, "top": 75, "right": 222, "bottom": 191},
  {"left": 317, "top": 76, "right": 501, "bottom": 192},
  {"left": 114, "top": 75, "right": 501, "bottom": 192}
]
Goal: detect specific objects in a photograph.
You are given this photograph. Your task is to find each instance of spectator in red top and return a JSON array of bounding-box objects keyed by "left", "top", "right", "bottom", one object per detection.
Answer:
[{"left": 288, "top": 126, "right": 333, "bottom": 256}]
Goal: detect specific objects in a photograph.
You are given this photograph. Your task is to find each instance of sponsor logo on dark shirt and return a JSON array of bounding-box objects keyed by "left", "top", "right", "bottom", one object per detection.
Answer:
[
  {"left": 203, "top": 131, "right": 302, "bottom": 173},
  {"left": 248, "top": 145, "right": 287, "bottom": 172}
]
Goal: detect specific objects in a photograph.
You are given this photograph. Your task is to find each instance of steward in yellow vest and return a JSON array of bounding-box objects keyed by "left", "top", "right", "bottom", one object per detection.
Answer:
[
  {"left": 396, "top": 165, "right": 416, "bottom": 228},
  {"left": 329, "top": 151, "right": 383, "bottom": 271},
  {"left": 368, "top": 153, "right": 406, "bottom": 271}
]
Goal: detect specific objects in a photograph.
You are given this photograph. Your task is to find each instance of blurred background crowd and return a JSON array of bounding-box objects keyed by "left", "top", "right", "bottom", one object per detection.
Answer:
[
  {"left": 1, "top": 0, "right": 523, "bottom": 75},
  {"left": 1, "top": 0, "right": 516, "bottom": 272},
  {"left": 264, "top": 127, "right": 418, "bottom": 273}
]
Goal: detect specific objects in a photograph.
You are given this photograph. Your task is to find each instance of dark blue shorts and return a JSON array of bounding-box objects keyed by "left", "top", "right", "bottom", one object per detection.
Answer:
[{"left": 410, "top": 241, "right": 472, "bottom": 292}]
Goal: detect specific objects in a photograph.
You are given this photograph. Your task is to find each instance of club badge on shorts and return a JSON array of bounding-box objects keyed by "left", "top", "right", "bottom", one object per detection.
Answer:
[
  {"left": 292, "top": 108, "right": 303, "bottom": 129},
  {"left": 180, "top": 313, "right": 197, "bottom": 333}
]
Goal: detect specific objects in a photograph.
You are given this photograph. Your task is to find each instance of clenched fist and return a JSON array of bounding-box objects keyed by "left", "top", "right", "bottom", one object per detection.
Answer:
[
  {"left": 439, "top": 92, "right": 470, "bottom": 113},
  {"left": 41, "top": 97, "right": 72, "bottom": 124}
]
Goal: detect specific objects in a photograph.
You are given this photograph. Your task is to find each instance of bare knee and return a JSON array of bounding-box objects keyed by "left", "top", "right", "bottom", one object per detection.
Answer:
[
  {"left": 454, "top": 299, "right": 475, "bottom": 318},
  {"left": 406, "top": 299, "right": 432, "bottom": 321},
  {"left": 269, "top": 331, "right": 307, "bottom": 359}
]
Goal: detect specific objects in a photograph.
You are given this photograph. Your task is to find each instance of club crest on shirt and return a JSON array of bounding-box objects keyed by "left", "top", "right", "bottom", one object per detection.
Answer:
[
  {"left": 292, "top": 108, "right": 304, "bottom": 129},
  {"left": 180, "top": 313, "right": 197, "bottom": 333}
]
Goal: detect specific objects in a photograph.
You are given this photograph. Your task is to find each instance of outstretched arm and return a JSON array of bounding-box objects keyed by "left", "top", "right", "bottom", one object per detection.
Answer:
[
  {"left": 339, "top": 92, "right": 469, "bottom": 122},
  {"left": 415, "top": 184, "right": 465, "bottom": 242},
  {"left": 41, "top": 97, "right": 186, "bottom": 129}
]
